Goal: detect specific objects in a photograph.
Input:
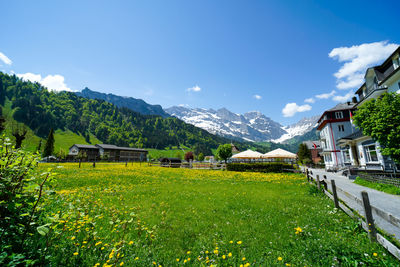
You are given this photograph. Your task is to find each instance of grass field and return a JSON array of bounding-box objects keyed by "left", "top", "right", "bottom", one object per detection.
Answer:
[{"left": 38, "top": 163, "right": 399, "bottom": 266}]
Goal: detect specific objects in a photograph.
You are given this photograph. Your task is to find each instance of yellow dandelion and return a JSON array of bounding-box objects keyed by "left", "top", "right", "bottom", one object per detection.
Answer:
[
  {"left": 71, "top": 236, "right": 76, "bottom": 240},
  {"left": 222, "top": 255, "right": 226, "bottom": 259},
  {"left": 278, "top": 257, "right": 283, "bottom": 261},
  {"left": 373, "top": 252, "right": 378, "bottom": 257},
  {"left": 119, "top": 262, "right": 124, "bottom": 266},
  {"left": 176, "top": 258, "right": 180, "bottom": 262},
  {"left": 228, "top": 252, "right": 232, "bottom": 257},
  {"left": 73, "top": 252, "right": 78, "bottom": 256},
  {"left": 129, "top": 241, "right": 134, "bottom": 245},
  {"left": 237, "top": 241, "right": 242, "bottom": 245},
  {"left": 187, "top": 251, "right": 191, "bottom": 254},
  {"left": 134, "top": 257, "right": 139, "bottom": 260},
  {"left": 152, "top": 261, "right": 156, "bottom": 265},
  {"left": 242, "top": 257, "right": 246, "bottom": 261}
]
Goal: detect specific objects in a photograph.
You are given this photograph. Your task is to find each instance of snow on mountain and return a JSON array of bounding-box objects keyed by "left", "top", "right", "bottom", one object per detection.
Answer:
[
  {"left": 271, "top": 115, "right": 319, "bottom": 143},
  {"left": 166, "top": 106, "right": 286, "bottom": 142}
]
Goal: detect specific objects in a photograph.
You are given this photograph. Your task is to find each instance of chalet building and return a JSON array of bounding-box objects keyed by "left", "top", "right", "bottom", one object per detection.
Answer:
[
  {"left": 95, "top": 144, "right": 148, "bottom": 162},
  {"left": 302, "top": 141, "right": 322, "bottom": 164},
  {"left": 338, "top": 46, "right": 400, "bottom": 172},
  {"left": 68, "top": 144, "right": 148, "bottom": 162},
  {"left": 68, "top": 144, "right": 99, "bottom": 161},
  {"left": 317, "top": 102, "right": 357, "bottom": 170}
]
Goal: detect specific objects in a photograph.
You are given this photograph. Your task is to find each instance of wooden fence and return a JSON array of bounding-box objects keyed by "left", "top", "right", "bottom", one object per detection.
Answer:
[
  {"left": 148, "top": 162, "right": 226, "bottom": 170},
  {"left": 306, "top": 169, "right": 400, "bottom": 260},
  {"left": 357, "top": 172, "right": 400, "bottom": 188}
]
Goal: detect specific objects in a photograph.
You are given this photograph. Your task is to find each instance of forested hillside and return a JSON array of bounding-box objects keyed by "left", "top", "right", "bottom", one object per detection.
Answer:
[{"left": 0, "top": 72, "right": 243, "bottom": 152}]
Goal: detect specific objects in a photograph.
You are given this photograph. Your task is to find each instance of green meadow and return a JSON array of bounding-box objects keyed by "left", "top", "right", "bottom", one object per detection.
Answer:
[{"left": 36, "top": 163, "right": 398, "bottom": 266}]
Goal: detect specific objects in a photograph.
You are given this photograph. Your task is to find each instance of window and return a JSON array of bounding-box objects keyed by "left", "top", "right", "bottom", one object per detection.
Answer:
[
  {"left": 325, "top": 154, "right": 332, "bottom": 162},
  {"left": 335, "top": 111, "right": 343, "bottom": 119},
  {"left": 343, "top": 150, "right": 351, "bottom": 163},
  {"left": 338, "top": 125, "right": 345, "bottom": 132},
  {"left": 365, "top": 144, "right": 378, "bottom": 162}
]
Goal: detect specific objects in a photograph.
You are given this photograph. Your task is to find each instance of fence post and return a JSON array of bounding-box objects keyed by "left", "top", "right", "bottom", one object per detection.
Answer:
[
  {"left": 306, "top": 169, "right": 310, "bottom": 182},
  {"left": 316, "top": 175, "right": 321, "bottom": 190},
  {"left": 361, "top": 191, "right": 377, "bottom": 242},
  {"left": 79, "top": 158, "right": 81, "bottom": 168},
  {"left": 331, "top": 180, "right": 339, "bottom": 209},
  {"left": 93, "top": 160, "right": 96, "bottom": 168}
]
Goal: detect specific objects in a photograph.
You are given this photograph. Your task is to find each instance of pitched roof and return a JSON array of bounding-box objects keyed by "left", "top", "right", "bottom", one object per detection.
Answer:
[
  {"left": 231, "top": 149, "right": 263, "bottom": 159},
  {"left": 71, "top": 144, "right": 99, "bottom": 149},
  {"left": 95, "top": 144, "right": 147, "bottom": 152},
  {"left": 326, "top": 102, "right": 356, "bottom": 112},
  {"left": 262, "top": 148, "right": 297, "bottom": 159},
  {"left": 95, "top": 144, "right": 119, "bottom": 149}
]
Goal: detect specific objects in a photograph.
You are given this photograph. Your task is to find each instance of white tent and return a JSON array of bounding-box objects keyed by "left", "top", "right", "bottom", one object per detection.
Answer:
[
  {"left": 262, "top": 148, "right": 297, "bottom": 159},
  {"left": 231, "top": 149, "right": 263, "bottom": 159}
]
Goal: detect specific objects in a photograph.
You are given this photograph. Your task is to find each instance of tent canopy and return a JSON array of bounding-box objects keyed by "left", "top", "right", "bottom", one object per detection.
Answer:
[
  {"left": 231, "top": 149, "right": 263, "bottom": 159},
  {"left": 262, "top": 148, "right": 297, "bottom": 159}
]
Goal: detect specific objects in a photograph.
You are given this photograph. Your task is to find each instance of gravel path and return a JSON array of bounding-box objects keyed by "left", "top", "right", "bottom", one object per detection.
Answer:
[{"left": 306, "top": 168, "right": 400, "bottom": 243}]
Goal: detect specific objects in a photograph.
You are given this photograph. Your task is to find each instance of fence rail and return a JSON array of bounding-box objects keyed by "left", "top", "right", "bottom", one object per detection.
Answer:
[
  {"left": 148, "top": 162, "right": 226, "bottom": 170},
  {"left": 357, "top": 172, "right": 400, "bottom": 188},
  {"left": 306, "top": 169, "right": 400, "bottom": 260}
]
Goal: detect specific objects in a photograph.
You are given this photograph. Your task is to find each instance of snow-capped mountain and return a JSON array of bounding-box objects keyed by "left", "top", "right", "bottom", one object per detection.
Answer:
[
  {"left": 166, "top": 106, "right": 318, "bottom": 143},
  {"left": 271, "top": 115, "right": 319, "bottom": 143}
]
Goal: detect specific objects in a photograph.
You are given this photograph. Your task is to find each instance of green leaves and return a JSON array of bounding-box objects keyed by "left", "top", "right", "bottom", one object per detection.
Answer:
[
  {"left": 353, "top": 93, "right": 400, "bottom": 163},
  {"left": 36, "top": 224, "right": 50, "bottom": 236}
]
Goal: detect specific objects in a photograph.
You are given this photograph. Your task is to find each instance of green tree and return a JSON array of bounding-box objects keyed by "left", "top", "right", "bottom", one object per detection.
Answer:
[
  {"left": 297, "top": 143, "right": 312, "bottom": 164},
  {"left": 353, "top": 92, "right": 400, "bottom": 163},
  {"left": 197, "top": 152, "right": 205, "bottom": 161},
  {"left": 43, "top": 128, "right": 55, "bottom": 157},
  {"left": 0, "top": 107, "right": 5, "bottom": 132},
  {"left": 216, "top": 144, "right": 232, "bottom": 163}
]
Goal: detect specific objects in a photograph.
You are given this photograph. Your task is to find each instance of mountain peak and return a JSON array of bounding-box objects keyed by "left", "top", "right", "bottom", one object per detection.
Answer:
[{"left": 76, "top": 88, "right": 169, "bottom": 117}]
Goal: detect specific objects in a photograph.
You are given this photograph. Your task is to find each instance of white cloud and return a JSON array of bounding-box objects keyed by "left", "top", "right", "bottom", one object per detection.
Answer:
[
  {"left": 17, "top": 72, "right": 72, "bottom": 92},
  {"left": 304, "top": 97, "right": 315, "bottom": 103},
  {"left": 253, "top": 94, "right": 262, "bottom": 100},
  {"left": 187, "top": 85, "right": 201, "bottom": 92},
  {"left": 0, "top": 52, "right": 12, "bottom": 65},
  {"left": 329, "top": 41, "right": 399, "bottom": 89},
  {"left": 282, "top": 103, "right": 312, "bottom": 117},
  {"left": 316, "top": 90, "right": 336, "bottom": 99},
  {"left": 332, "top": 91, "right": 354, "bottom": 102}
]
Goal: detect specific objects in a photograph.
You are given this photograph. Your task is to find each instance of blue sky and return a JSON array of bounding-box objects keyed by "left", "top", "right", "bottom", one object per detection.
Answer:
[{"left": 1, "top": 0, "right": 399, "bottom": 125}]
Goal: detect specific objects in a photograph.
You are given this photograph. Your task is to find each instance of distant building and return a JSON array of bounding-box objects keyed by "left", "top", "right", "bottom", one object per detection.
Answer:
[
  {"left": 68, "top": 144, "right": 99, "bottom": 161},
  {"left": 317, "top": 102, "right": 357, "bottom": 170},
  {"left": 338, "top": 46, "right": 400, "bottom": 172},
  {"left": 95, "top": 144, "right": 148, "bottom": 162},
  {"left": 302, "top": 141, "right": 322, "bottom": 164},
  {"left": 231, "top": 143, "right": 240, "bottom": 154},
  {"left": 68, "top": 144, "right": 148, "bottom": 162}
]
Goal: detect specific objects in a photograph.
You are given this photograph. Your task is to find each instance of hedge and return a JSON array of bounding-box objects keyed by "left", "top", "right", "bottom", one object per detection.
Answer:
[{"left": 226, "top": 162, "right": 295, "bottom": 173}]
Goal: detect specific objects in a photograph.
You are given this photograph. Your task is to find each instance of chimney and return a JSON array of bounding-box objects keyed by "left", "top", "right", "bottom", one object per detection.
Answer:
[
  {"left": 352, "top": 96, "right": 357, "bottom": 103},
  {"left": 347, "top": 101, "right": 351, "bottom": 105}
]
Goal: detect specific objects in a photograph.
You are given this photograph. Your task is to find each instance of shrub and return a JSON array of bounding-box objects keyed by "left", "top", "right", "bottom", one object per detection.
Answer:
[
  {"left": 226, "top": 162, "right": 295, "bottom": 173},
  {"left": 0, "top": 136, "right": 53, "bottom": 265}
]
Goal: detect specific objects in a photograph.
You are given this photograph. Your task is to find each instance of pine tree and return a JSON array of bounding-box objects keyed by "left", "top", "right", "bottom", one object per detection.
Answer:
[{"left": 43, "top": 128, "right": 55, "bottom": 157}]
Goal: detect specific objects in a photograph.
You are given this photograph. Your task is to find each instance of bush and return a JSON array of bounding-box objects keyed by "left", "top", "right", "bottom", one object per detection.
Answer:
[
  {"left": 226, "top": 162, "right": 295, "bottom": 173},
  {"left": 0, "top": 136, "right": 53, "bottom": 265}
]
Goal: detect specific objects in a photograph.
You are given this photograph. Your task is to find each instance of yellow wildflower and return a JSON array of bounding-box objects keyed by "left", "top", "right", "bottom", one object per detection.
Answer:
[
  {"left": 73, "top": 252, "right": 78, "bottom": 256},
  {"left": 242, "top": 257, "right": 246, "bottom": 261},
  {"left": 129, "top": 241, "right": 134, "bottom": 245},
  {"left": 71, "top": 236, "right": 76, "bottom": 240},
  {"left": 237, "top": 240, "right": 242, "bottom": 245},
  {"left": 119, "top": 262, "right": 124, "bottom": 266},
  {"left": 373, "top": 253, "right": 378, "bottom": 257},
  {"left": 228, "top": 252, "right": 232, "bottom": 257},
  {"left": 222, "top": 255, "right": 226, "bottom": 259},
  {"left": 278, "top": 257, "right": 283, "bottom": 261}
]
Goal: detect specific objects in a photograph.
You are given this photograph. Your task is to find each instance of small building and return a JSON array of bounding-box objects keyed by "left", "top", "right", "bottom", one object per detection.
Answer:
[
  {"left": 68, "top": 144, "right": 99, "bottom": 161},
  {"left": 159, "top": 157, "right": 182, "bottom": 167},
  {"left": 68, "top": 143, "right": 148, "bottom": 162},
  {"left": 95, "top": 144, "right": 148, "bottom": 162},
  {"left": 302, "top": 141, "right": 322, "bottom": 164}
]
